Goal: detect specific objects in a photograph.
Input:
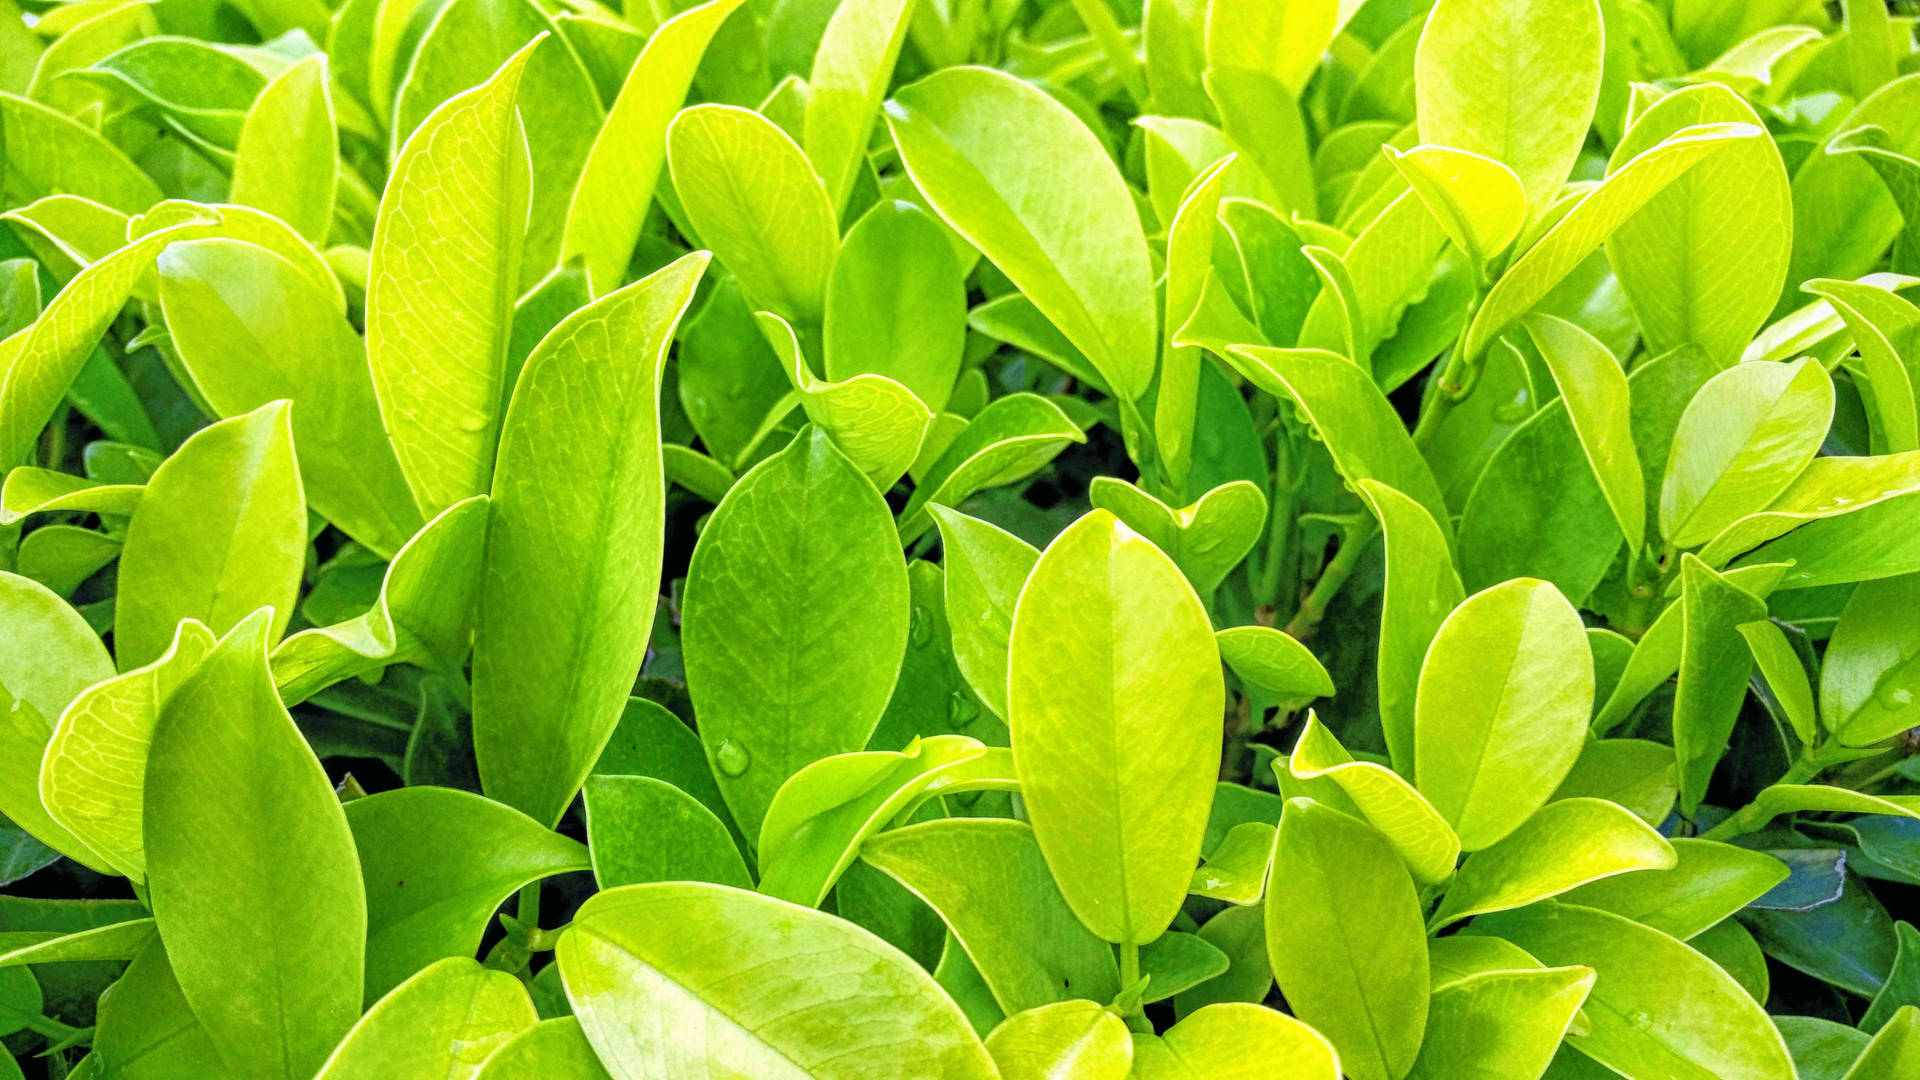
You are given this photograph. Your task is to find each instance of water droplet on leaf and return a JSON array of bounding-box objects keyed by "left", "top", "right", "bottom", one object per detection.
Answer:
[
  {"left": 946, "top": 691, "right": 979, "bottom": 728},
  {"left": 715, "top": 738, "right": 750, "bottom": 777},
  {"left": 910, "top": 606, "right": 933, "bottom": 647}
]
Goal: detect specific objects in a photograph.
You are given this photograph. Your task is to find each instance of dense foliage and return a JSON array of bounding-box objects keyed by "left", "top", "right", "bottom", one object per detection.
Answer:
[{"left": 5, "top": 0, "right": 1920, "bottom": 1076}]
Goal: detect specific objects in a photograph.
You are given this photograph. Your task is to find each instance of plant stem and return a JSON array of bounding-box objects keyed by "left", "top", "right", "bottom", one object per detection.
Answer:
[
  {"left": 1118, "top": 940, "right": 1141, "bottom": 1015},
  {"left": 1285, "top": 520, "right": 1379, "bottom": 641},
  {"left": 517, "top": 881, "right": 541, "bottom": 930},
  {"left": 1698, "top": 749, "right": 1827, "bottom": 841}
]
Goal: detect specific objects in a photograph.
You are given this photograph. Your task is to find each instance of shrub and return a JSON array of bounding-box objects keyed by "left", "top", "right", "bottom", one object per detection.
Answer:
[{"left": 3, "top": 0, "right": 1920, "bottom": 1076}]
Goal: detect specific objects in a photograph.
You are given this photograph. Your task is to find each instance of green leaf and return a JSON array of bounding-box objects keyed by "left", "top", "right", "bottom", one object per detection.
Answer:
[
  {"left": 1604, "top": 83, "right": 1790, "bottom": 366},
  {"left": 39, "top": 619, "right": 216, "bottom": 881},
  {"left": 392, "top": 5, "right": 600, "bottom": 290},
  {"left": 1139, "top": 931, "right": 1230, "bottom": 1003},
  {"left": 1524, "top": 313, "right": 1643, "bottom": 551},
  {"left": 114, "top": 402, "right": 306, "bottom": 670},
  {"left": 1130, "top": 1002, "right": 1340, "bottom": 1079},
  {"left": 472, "top": 251, "right": 707, "bottom": 826},
  {"left": 758, "top": 734, "right": 994, "bottom": 906},
  {"left": 270, "top": 495, "right": 487, "bottom": 706},
  {"left": 1591, "top": 561, "right": 1788, "bottom": 731},
  {"left": 1189, "top": 820, "right": 1272, "bottom": 905},
  {"left": 1802, "top": 278, "right": 1920, "bottom": 454},
  {"left": 155, "top": 236, "right": 422, "bottom": 558},
  {"left": 315, "top": 958, "right": 536, "bottom": 1079},
  {"left": 1660, "top": 358, "right": 1834, "bottom": 549},
  {"left": 88, "top": 935, "right": 227, "bottom": 1078},
  {"left": 365, "top": 42, "right": 534, "bottom": 519},
  {"left": 896, "top": 393, "right": 1086, "bottom": 542},
  {"left": 683, "top": 426, "right": 909, "bottom": 836},
  {"left": 1216, "top": 625, "right": 1335, "bottom": 701},
  {"left": 984, "top": 999, "right": 1131, "bottom": 1080},
  {"left": 930, "top": 505, "right": 1038, "bottom": 721},
  {"left": 1156, "top": 155, "right": 1234, "bottom": 491},
  {"left": 1266, "top": 797, "right": 1428, "bottom": 1080},
  {"left": 228, "top": 54, "right": 335, "bottom": 243},
  {"left": 1432, "top": 797, "right": 1675, "bottom": 929},
  {"left": 1288, "top": 712, "right": 1459, "bottom": 885},
  {"left": 1204, "top": 0, "right": 1354, "bottom": 98},
  {"left": 1414, "top": 0, "right": 1601, "bottom": 213},
  {"left": 0, "top": 918, "right": 155, "bottom": 968},
  {"left": 1409, "top": 965, "right": 1595, "bottom": 1080},
  {"left": 0, "top": 570, "right": 114, "bottom": 873},
  {"left": 475, "top": 1018, "right": 614, "bottom": 1080},
  {"left": 561, "top": 0, "right": 742, "bottom": 295},
  {"left": 1387, "top": 144, "right": 1525, "bottom": 267},
  {"left": 802, "top": 0, "right": 914, "bottom": 214},
  {"left": 1845, "top": 1006, "right": 1920, "bottom": 1080},
  {"left": 886, "top": 66, "right": 1157, "bottom": 401},
  {"left": 1470, "top": 902, "right": 1797, "bottom": 1080},
  {"left": 1353, "top": 478, "right": 1464, "bottom": 775},
  {"left": 1462, "top": 122, "right": 1765, "bottom": 363},
  {"left": 1009, "top": 509, "right": 1221, "bottom": 945},
  {"left": 667, "top": 103, "right": 838, "bottom": 326},
  {"left": 1416, "top": 579, "right": 1593, "bottom": 850},
  {"left": 1292, "top": 192, "right": 1452, "bottom": 370},
  {"left": 1088, "top": 477, "right": 1266, "bottom": 595},
  {"left": 0, "top": 91, "right": 163, "bottom": 214},
  {"left": 825, "top": 200, "right": 966, "bottom": 410},
  {"left": 1224, "top": 345, "right": 1452, "bottom": 542},
  {"left": 144, "top": 609, "right": 365, "bottom": 1080},
  {"left": 1558, "top": 838, "right": 1790, "bottom": 940},
  {"left": 344, "top": 786, "right": 590, "bottom": 1000},
  {"left": 756, "top": 310, "right": 933, "bottom": 489},
  {"left": 1671, "top": 556, "right": 1767, "bottom": 813},
  {"left": 1738, "top": 618, "right": 1818, "bottom": 746},
  {"left": 0, "top": 222, "right": 219, "bottom": 469},
  {"left": 1821, "top": 574, "right": 1920, "bottom": 747},
  {"left": 584, "top": 775, "right": 750, "bottom": 889},
  {"left": 861, "top": 817, "right": 1120, "bottom": 1015},
  {"left": 557, "top": 882, "right": 997, "bottom": 1077}
]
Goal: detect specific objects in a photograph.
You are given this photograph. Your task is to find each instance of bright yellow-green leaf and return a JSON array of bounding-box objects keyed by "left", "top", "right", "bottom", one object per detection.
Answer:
[
  {"left": 984, "top": 999, "right": 1132, "bottom": 1080},
  {"left": 145, "top": 610, "right": 366, "bottom": 1080},
  {"left": 667, "top": 103, "right": 838, "bottom": 326},
  {"left": 1558, "top": 838, "right": 1789, "bottom": 940},
  {"left": 1525, "top": 313, "right": 1643, "bottom": 551},
  {"left": 1414, "top": 0, "right": 1601, "bottom": 213},
  {"left": 1266, "top": 797, "right": 1428, "bottom": 1080},
  {"left": 1289, "top": 712, "right": 1460, "bottom": 885},
  {"left": 1660, "top": 358, "right": 1833, "bottom": 549},
  {"left": 1388, "top": 144, "right": 1525, "bottom": 265},
  {"left": 557, "top": 883, "right": 997, "bottom": 1078},
  {"left": 1432, "top": 797, "right": 1675, "bottom": 928},
  {"left": 803, "top": 0, "right": 915, "bottom": 214},
  {"left": 114, "top": 402, "right": 306, "bottom": 670},
  {"left": 315, "top": 958, "right": 536, "bottom": 1080},
  {"left": 1408, "top": 965, "right": 1595, "bottom": 1080},
  {"left": 40, "top": 619, "right": 215, "bottom": 882},
  {"left": 1415, "top": 579, "right": 1593, "bottom": 850},
  {"left": 756, "top": 310, "right": 932, "bottom": 489},
  {"left": 229, "top": 55, "right": 336, "bottom": 243},
  {"left": 562, "top": 0, "right": 742, "bottom": 295},
  {"left": 887, "top": 66, "right": 1157, "bottom": 402},
  {"left": 473, "top": 252, "right": 709, "bottom": 827},
  {"left": 1354, "top": 478, "right": 1464, "bottom": 776},
  {"left": 365, "top": 42, "right": 534, "bottom": 519},
  {"left": 1604, "top": 82, "right": 1791, "bottom": 367},
  {"left": 1470, "top": 902, "right": 1796, "bottom": 1080},
  {"left": 1008, "top": 509, "right": 1222, "bottom": 945}
]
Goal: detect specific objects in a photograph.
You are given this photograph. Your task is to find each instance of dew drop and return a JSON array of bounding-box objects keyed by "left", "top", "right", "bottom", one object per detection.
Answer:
[
  {"left": 946, "top": 690, "right": 980, "bottom": 728},
  {"left": 910, "top": 606, "right": 933, "bottom": 647},
  {"left": 715, "top": 738, "right": 751, "bottom": 777},
  {"left": 455, "top": 412, "right": 489, "bottom": 433},
  {"left": 1628, "top": 1011, "right": 1653, "bottom": 1031},
  {"left": 1872, "top": 656, "right": 1920, "bottom": 711}
]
